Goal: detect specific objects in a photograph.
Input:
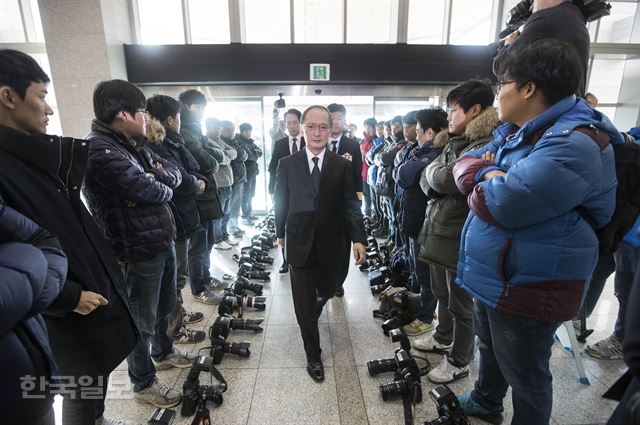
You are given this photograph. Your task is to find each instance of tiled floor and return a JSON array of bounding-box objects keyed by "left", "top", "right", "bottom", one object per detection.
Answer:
[{"left": 53, "top": 229, "right": 625, "bottom": 424}]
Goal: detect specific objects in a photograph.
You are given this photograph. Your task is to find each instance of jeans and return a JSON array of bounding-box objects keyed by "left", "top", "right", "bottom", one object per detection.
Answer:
[
  {"left": 168, "top": 238, "right": 188, "bottom": 337},
  {"left": 242, "top": 175, "right": 256, "bottom": 218},
  {"left": 124, "top": 247, "right": 177, "bottom": 392},
  {"left": 581, "top": 254, "right": 615, "bottom": 317},
  {"left": 213, "top": 186, "right": 233, "bottom": 244},
  {"left": 228, "top": 183, "right": 244, "bottom": 232},
  {"left": 470, "top": 302, "right": 560, "bottom": 425},
  {"left": 612, "top": 241, "right": 639, "bottom": 340},
  {"left": 383, "top": 196, "right": 396, "bottom": 242},
  {"left": 409, "top": 236, "right": 436, "bottom": 323},
  {"left": 62, "top": 377, "right": 108, "bottom": 425},
  {"left": 202, "top": 219, "right": 215, "bottom": 281},
  {"left": 429, "top": 264, "right": 474, "bottom": 366},
  {"left": 188, "top": 222, "right": 212, "bottom": 295},
  {"left": 363, "top": 181, "right": 373, "bottom": 216}
]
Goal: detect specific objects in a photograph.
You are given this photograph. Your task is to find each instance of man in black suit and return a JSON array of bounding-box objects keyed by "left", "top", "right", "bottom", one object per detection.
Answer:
[
  {"left": 327, "top": 103, "right": 364, "bottom": 297},
  {"left": 274, "top": 105, "right": 366, "bottom": 382},
  {"left": 269, "top": 108, "right": 305, "bottom": 273}
]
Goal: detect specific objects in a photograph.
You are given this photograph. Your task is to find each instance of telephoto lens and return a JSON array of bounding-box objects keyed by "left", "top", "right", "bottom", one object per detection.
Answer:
[
  {"left": 229, "top": 317, "right": 264, "bottom": 332},
  {"left": 245, "top": 296, "right": 267, "bottom": 311},
  {"left": 379, "top": 378, "right": 409, "bottom": 401},
  {"left": 224, "top": 341, "right": 251, "bottom": 357},
  {"left": 367, "top": 356, "right": 398, "bottom": 376}
]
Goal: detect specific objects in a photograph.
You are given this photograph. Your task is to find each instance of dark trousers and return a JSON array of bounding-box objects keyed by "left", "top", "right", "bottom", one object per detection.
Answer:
[
  {"left": 62, "top": 376, "right": 109, "bottom": 425},
  {"left": 371, "top": 185, "right": 384, "bottom": 223},
  {"left": 581, "top": 254, "right": 615, "bottom": 317},
  {"left": 188, "top": 220, "right": 214, "bottom": 295},
  {"left": 168, "top": 237, "right": 188, "bottom": 337},
  {"left": 363, "top": 181, "right": 373, "bottom": 216},
  {"left": 289, "top": 240, "right": 330, "bottom": 362},
  {"left": 471, "top": 302, "right": 560, "bottom": 425},
  {"left": 124, "top": 247, "right": 176, "bottom": 392},
  {"left": 242, "top": 175, "right": 256, "bottom": 218},
  {"left": 612, "top": 241, "right": 639, "bottom": 340},
  {"left": 213, "top": 186, "right": 233, "bottom": 244},
  {"left": 409, "top": 236, "right": 437, "bottom": 323}
]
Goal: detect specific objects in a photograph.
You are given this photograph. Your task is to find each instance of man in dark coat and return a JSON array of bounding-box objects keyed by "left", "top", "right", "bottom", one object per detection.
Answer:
[
  {"left": 268, "top": 108, "right": 305, "bottom": 273},
  {"left": 274, "top": 105, "right": 366, "bottom": 382},
  {"left": 85, "top": 80, "right": 190, "bottom": 409},
  {"left": 236, "top": 122, "right": 263, "bottom": 223},
  {"left": 326, "top": 103, "right": 364, "bottom": 297},
  {"left": 0, "top": 49, "right": 138, "bottom": 424}
]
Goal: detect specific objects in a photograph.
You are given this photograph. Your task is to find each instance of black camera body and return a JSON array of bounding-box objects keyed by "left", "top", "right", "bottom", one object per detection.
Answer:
[
  {"left": 381, "top": 291, "right": 418, "bottom": 336},
  {"left": 367, "top": 329, "right": 413, "bottom": 376},
  {"left": 208, "top": 317, "right": 255, "bottom": 364},
  {"left": 422, "top": 385, "right": 470, "bottom": 425},
  {"left": 218, "top": 293, "right": 266, "bottom": 317},
  {"left": 379, "top": 349, "right": 422, "bottom": 403},
  {"left": 238, "top": 262, "right": 271, "bottom": 281},
  {"left": 180, "top": 356, "right": 227, "bottom": 417},
  {"left": 232, "top": 275, "right": 264, "bottom": 296}
]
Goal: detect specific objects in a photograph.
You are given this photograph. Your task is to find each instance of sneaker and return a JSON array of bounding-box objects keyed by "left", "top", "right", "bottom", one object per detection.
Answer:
[
  {"left": 403, "top": 319, "right": 435, "bottom": 336},
  {"left": 207, "top": 277, "right": 229, "bottom": 290},
  {"left": 153, "top": 346, "right": 197, "bottom": 371},
  {"left": 586, "top": 335, "right": 623, "bottom": 360},
  {"left": 427, "top": 355, "right": 469, "bottom": 383},
  {"left": 242, "top": 218, "right": 255, "bottom": 226},
  {"left": 96, "top": 417, "right": 135, "bottom": 425},
  {"left": 411, "top": 332, "right": 452, "bottom": 353},
  {"left": 225, "top": 238, "right": 239, "bottom": 246},
  {"left": 214, "top": 241, "right": 232, "bottom": 250},
  {"left": 457, "top": 393, "right": 504, "bottom": 425},
  {"left": 183, "top": 310, "right": 204, "bottom": 324},
  {"left": 133, "top": 376, "right": 182, "bottom": 408},
  {"left": 173, "top": 326, "right": 206, "bottom": 344},
  {"left": 232, "top": 230, "right": 245, "bottom": 238},
  {"left": 193, "top": 289, "right": 222, "bottom": 305}
]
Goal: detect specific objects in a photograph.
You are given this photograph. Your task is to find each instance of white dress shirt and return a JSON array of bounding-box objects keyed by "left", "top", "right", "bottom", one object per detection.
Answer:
[{"left": 304, "top": 146, "right": 326, "bottom": 173}]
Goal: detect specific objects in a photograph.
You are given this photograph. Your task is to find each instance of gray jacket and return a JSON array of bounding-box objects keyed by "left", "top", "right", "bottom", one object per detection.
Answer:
[{"left": 207, "top": 136, "right": 236, "bottom": 188}]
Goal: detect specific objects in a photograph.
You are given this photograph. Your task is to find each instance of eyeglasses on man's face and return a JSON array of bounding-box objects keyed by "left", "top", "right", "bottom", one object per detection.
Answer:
[{"left": 495, "top": 80, "right": 516, "bottom": 92}]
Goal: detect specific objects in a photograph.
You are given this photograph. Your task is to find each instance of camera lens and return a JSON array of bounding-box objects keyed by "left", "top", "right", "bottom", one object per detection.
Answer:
[
  {"left": 371, "top": 283, "right": 391, "bottom": 295},
  {"left": 367, "top": 357, "right": 397, "bottom": 376},
  {"left": 379, "top": 379, "right": 407, "bottom": 401}
]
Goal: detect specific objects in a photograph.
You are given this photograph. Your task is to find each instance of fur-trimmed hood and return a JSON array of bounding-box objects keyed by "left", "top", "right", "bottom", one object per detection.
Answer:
[
  {"left": 434, "top": 106, "right": 500, "bottom": 147},
  {"left": 145, "top": 117, "right": 166, "bottom": 144}
]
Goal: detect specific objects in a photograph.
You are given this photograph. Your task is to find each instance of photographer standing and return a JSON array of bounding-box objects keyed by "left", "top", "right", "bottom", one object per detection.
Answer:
[{"left": 497, "top": 0, "right": 590, "bottom": 94}]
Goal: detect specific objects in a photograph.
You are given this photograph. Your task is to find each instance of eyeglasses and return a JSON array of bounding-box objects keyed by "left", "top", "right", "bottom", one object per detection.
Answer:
[
  {"left": 495, "top": 80, "right": 516, "bottom": 92},
  {"left": 304, "top": 123, "right": 330, "bottom": 133}
]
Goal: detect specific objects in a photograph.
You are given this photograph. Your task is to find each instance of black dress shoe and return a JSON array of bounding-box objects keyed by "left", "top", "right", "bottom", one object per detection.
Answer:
[
  {"left": 306, "top": 360, "right": 324, "bottom": 382},
  {"left": 279, "top": 262, "right": 289, "bottom": 273},
  {"left": 335, "top": 285, "right": 344, "bottom": 297}
]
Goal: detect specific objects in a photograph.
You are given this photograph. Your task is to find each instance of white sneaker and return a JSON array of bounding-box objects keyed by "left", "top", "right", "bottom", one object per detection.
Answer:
[
  {"left": 133, "top": 376, "right": 181, "bottom": 408},
  {"left": 153, "top": 346, "right": 197, "bottom": 371},
  {"left": 427, "top": 355, "right": 469, "bottom": 384},
  {"left": 214, "top": 241, "right": 232, "bottom": 250},
  {"left": 96, "top": 417, "right": 135, "bottom": 425},
  {"left": 225, "top": 238, "right": 239, "bottom": 246},
  {"left": 410, "top": 332, "right": 453, "bottom": 353}
]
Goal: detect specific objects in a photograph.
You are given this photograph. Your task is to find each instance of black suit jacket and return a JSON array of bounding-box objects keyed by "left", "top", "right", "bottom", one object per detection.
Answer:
[
  {"left": 332, "top": 136, "right": 363, "bottom": 194},
  {"left": 268, "top": 136, "right": 305, "bottom": 194},
  {"left": 274, "top": 149, "right": 366, "bottom": 292}
]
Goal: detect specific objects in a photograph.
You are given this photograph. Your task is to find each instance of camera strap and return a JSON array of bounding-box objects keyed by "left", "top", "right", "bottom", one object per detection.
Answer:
[{"left": 190, "top": 400, "right": 211, "bottom": 425}]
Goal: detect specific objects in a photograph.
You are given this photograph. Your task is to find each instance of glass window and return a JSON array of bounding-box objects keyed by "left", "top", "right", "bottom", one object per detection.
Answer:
[
  {"left": 407, "top": 0, "right": 446, "bottom": 44},
  {"left": 294, "top": 0, "right": 343, "bottom": 43},
  {"left": 347, "top": 0, "right": 398, "bottom": 43},
  {"left": 138, "top": 0, "right": 185, "bottom": 44},
  {"left": 189, "top": 0, "right": 230, "bottom": 44},
  {"left": 0, "top": 0, "right": 26, "bottom": 42},
  {"left": 595, "top": 107, "right": 616, "bottom": 124},
  {"left": 588, "top": 59, "right": 626, "bottom": 104},
  {"left": 374, "top": 98, "right": 439, "bottom": 120},
  {"left": 596, "top": 2, "right": 637, "bottom": 43},
  {"left": 29, "top": 54, "right": 63, "bottom": 136},
  {"left": 244, "top": 0, "right": 290, "bottom": 43},
  {"left": 29, "top": 0, "right": 45, "bottom": 42},
  {"left": 449, "top": 0, "right": 493, "bottom": 45}
]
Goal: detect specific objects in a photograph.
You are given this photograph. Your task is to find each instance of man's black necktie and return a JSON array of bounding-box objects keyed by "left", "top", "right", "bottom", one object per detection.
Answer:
[
  {"left": 291, "top": 137, "right": 298, "bottom": 153},
  {"left": 311, "top": 157, "right": 320, "bottom": 196},
  {"left": 331, "top": 140, "right": 338, "bottom": 153}
]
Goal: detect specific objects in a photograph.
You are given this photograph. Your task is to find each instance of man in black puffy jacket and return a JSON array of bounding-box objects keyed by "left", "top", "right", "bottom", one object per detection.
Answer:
[
  {"left": 221, "top": 121, "right": 249, "bottom": 239},
  {"left": 85, "top": 80, "right": 191, "bottom": 409},
  {"left": 237, "top": 122, "right": 263, "bottom": 224}
]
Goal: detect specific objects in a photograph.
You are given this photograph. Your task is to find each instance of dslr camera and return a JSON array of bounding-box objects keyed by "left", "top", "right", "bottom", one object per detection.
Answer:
[
  {"left": 180, "top": 355, "right": 227, "bottom": 417},
  {"left": 378, "top": 349, "right": 422, "bottom": 403},
  {"left": 218, "top": 293, "right": 267, "bottom": 317},
  {"left": 238, "top": 262, "right": 271, "bottom": 281},
  {"left": 421, "top": 385, "right": 470, "bottom": 425},
  {"left": 367, "top": 328, "right": 414, "bottom": 376},
  {"left": 232, "top": 275, "right": 264, "bottom": 296}
]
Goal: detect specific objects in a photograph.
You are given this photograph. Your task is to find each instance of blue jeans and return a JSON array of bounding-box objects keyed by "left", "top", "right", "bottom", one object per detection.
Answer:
[
  {"left": 188, "top": 221, "right": 212, "bottom": 295},
  {"left": 228, "top": 183, "right": 244, "bottom": 233},
  {"left": 470, "top": 302, "right": 560, "bottom": 425},
  {"left": 213, "top": 186, "right": 233, "bottom": 244},
  {"left": 613, "top": 241, "right": 639, "bottom": 340},
  {"left": 409, "top": 236, "right": 436, "bottom": 323},
  {"left": 124, "top": 247, "right": 177, "bottom": 392}
]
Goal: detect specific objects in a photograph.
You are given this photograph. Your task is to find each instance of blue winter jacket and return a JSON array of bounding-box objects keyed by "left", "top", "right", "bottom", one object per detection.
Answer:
[
  {"left": 623, "top": 135, "right": 640, "bottom": 247},
  {"left": 366, "top": 136, "right": 385, "bottom": 186},
  {"left": 453, "top": 96, "right": 620, "bottom": 322},
  {"left": 0, "top": 197, "right": 67, "bottom": 407}
]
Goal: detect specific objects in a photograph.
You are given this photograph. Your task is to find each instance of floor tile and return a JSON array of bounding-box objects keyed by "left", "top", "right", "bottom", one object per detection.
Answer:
[
  {"left": 259, "top": 324, "right": 333, "bottom": 368},
  {"left": 342, "top": 293, "right": 381, "bottom": 323},
  {"left": 349, "top": 322, "right": 397, "bottom": 366}
]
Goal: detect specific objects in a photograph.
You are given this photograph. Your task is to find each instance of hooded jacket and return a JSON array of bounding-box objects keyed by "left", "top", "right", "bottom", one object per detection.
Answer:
[
  {"left": 453, "top": 97, "right": 619, "bottom": 322},
  {"left": 418, "top": 106, "right": 500, "bottom": 270},
  {"left": 146, "top": 118, "right": 203, "bottom": 239},
  {"left": 0, "top": 124, "right": 138, "bottom": 378},
  {"left": 84, "top": 120, "right": 181, "bottom": 262}
]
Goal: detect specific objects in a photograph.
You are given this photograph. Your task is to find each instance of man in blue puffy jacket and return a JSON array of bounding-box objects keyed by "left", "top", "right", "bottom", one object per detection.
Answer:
[
  {"left": 0, "top": 197, "right": 67, "bottom": 425},
  {"left": 453, "top": 39, "right": 619, "bottom": 425}
]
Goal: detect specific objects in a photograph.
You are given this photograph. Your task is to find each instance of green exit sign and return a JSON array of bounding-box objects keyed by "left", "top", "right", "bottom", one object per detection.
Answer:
[{"left": 310, "top": 63, "right": 330, "bottom": 81}]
